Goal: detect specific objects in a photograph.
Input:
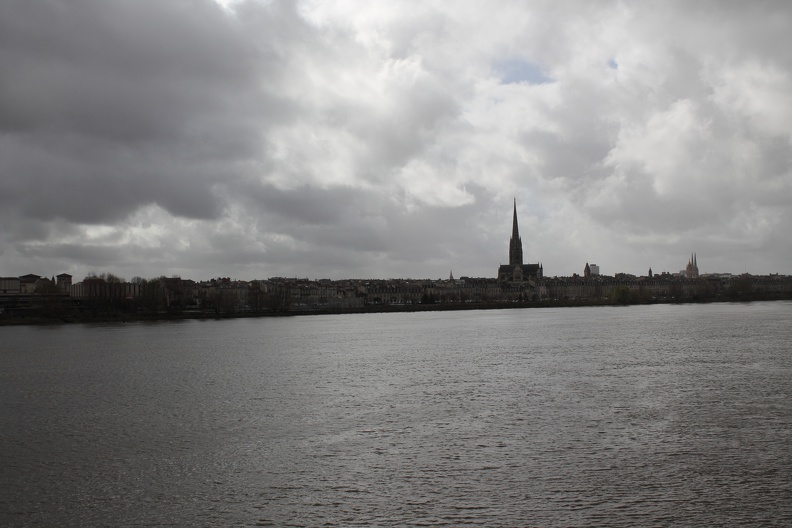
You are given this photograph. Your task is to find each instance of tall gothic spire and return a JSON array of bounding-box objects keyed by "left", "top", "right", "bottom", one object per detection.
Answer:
[
  {"left": 512, "top": 197, "right": 520, "bottom": 240},
  {"left": 509, "top": 198, "right": 524, "bottom": 267}
]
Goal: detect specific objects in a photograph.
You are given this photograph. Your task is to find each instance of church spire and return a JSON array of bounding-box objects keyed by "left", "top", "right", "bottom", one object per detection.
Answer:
[
  {"left": 512, "top": 197, "right": 520, "bottom": 240},
  {"left": 509, "top": 198, "right": 524, "bottom": 267}
]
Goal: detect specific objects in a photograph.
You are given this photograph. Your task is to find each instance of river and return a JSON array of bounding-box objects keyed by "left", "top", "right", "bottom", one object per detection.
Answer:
[{"left": 2, "top": 302, "right": 791, "bottom": 526}]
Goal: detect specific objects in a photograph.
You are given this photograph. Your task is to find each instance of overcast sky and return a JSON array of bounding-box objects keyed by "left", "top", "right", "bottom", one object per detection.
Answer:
[{"left": 2, "top": 0, "right": 791, "bottom": 281}]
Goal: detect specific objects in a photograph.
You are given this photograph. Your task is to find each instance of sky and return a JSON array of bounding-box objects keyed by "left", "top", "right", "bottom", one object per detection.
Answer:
[{"left": 2, "top": 0, "right": 791, "bottom": 281}]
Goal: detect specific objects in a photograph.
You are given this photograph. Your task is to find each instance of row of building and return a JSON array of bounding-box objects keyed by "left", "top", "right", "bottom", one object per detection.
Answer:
[
  {"left": 2, "top": 268, "right": 791, "bottom": 316},
  {"left": 2, "top": 202, "right": 790, "bottom": 314}
]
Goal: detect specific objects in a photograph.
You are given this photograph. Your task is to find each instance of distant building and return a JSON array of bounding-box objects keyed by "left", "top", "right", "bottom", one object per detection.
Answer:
[
  {"left": 497, "top": 199, "right": 542, "bottom": 282},
  {"left": 584, "top": 263, "right": 600, "bottom": 277},
  {"left": 18, "top": 274, "right": 41, "bottom": 293},
  {"left": 56, "top": 273, "right": 72, "bottom": 294},
  {"left": 0, "top": 277, "right": 21, "bottom": 294},
  {"left": 685, "top": 253, "right": 699, "bottom": 278}
]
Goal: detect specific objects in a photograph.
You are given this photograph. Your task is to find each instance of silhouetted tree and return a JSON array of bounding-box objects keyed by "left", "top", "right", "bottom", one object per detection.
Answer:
[
  {"left": 610, "top": 285, "right": 632, "bottom": 305},
  {"left": 247, "top": 281, "right": 266, "bottom": 313},
  {"left": 727, "top": 274, "right": 754, "bottom": 299},
  {"left": 33, "top": 279, "right": 65, "bottom": 318},
  {"left": 139, "top": 278, "right": 164, "bottom": 315},
  {"left": 267, "top": 286, "right": 292, "bottom": 312}
]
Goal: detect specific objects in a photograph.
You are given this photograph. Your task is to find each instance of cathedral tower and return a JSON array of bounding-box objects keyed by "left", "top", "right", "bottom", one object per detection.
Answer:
[
  {"left": 498, "top": 199, "right": 542, "bottom": 282},
  {"left": 509, "top": 198, "right": 523, "bottom": 267},
  {"left": 685, "top": 253, "right": 699, "bottom": 278}
]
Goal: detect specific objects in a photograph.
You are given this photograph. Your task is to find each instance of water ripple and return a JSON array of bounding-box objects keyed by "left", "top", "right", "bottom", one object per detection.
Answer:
[{"left": 1, "top": 303, "right": 792, "bottom": 526}]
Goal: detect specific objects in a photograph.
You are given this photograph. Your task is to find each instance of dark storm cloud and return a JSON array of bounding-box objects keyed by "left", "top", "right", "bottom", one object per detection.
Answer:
[
  {"left": 0, "top": 0, "right": 294, "bottom": 225},
  {"left": 238, "top": 183, "right": 482, "bottom": 254},
  {"left": 208, "top": 180, "right": 500, "bottom": 278},
  {"left": 240, "top": 183, "right": 375, "bottom": 227},
  {"left": 0, "top": 0, "right": 476, "bottom": 279},
  {"left": 21, "top": 243, "right": 125, "bottom": 269},
  {"left": 0, "top": 0, "right": 255, "bottom": 139}
]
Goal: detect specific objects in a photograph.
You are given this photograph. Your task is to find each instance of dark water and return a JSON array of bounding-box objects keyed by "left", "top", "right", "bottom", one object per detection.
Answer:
[{"left": 2, "top": 302, "right": 791, "bottom": 526}]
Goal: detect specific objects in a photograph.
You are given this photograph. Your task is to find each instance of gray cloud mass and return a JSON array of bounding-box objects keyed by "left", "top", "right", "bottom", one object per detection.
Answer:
[{"left": 1, "top": 0, "right": 791, "bottom": 280}]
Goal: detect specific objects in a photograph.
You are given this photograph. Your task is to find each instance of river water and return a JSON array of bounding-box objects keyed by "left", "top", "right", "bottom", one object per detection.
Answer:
[{"left": 2, "top": 302, "right": 791, "bottom": 526}]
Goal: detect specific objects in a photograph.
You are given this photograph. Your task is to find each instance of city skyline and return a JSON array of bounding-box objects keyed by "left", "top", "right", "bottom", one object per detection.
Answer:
[{"left": 2, "top": 1, "right": 791, "bottom": 281}]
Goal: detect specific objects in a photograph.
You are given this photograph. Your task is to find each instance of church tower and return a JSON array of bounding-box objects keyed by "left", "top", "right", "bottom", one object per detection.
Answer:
[
  {"left": 685, "top": 253, "right": 699, "bottom": 278},
  {"left": 498, "top": 199, "right": 542, "bottom": 282},
  {"left": 509, "top": 198, "right": 524, "bottom": 267}
]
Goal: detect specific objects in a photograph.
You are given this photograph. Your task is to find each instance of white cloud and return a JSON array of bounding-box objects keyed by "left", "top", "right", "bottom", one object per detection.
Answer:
[{"left": 710, "top": 60, "right": 792, "bottom": 141}]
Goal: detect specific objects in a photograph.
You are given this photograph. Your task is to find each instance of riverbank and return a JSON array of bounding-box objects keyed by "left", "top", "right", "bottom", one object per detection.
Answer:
[{"left": 2, "top": 291, "right": 790, "bottom": 326}]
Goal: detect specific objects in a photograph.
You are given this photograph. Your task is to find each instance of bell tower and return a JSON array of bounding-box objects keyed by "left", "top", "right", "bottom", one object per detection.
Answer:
[
  {"left": 498, "top": 198, "right": 542, "bottom": 282},
  {"left": 509, "top": 198, "right": 523, "bottom": 267}
]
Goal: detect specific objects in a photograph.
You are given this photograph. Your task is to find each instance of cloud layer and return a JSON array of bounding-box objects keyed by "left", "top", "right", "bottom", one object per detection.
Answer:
[{"left": 2, "top": 0, "right": 791, "bottom": 280}]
